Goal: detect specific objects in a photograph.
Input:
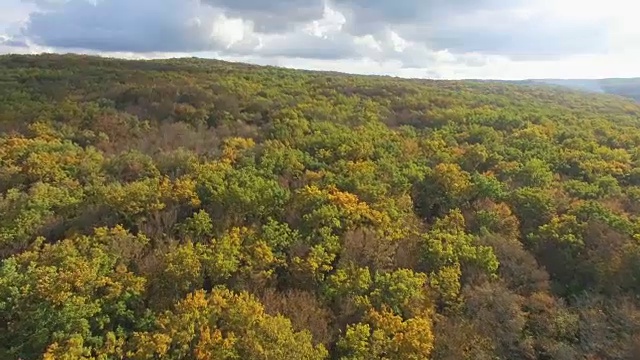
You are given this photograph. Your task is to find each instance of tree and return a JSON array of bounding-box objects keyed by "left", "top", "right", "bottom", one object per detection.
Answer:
[
  {"left": 412, "top": 163, "right": 472, "bottom": 220},
  {"left": 336, "top": 308, "right": 435, "bottom": 360},
  {"left": 421, "top": 210, "right": 499, "bottom": 296},
  {"left": 0, "top": 227, "right": 150, "bottom": 360},
  {"left": 509, "top": 187, "right": 555, "bottom": 238},
  {"left": 128, "top": 289, "right": 328, "bottom": 360}
]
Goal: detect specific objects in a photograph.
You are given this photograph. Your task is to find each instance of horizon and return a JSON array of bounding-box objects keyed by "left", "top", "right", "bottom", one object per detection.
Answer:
[
  {"left": 2, "top": 0, "right": 638, "bottom": 80},
  {"left": 4, "top": 52, "right": 640, "bottom": 83}
]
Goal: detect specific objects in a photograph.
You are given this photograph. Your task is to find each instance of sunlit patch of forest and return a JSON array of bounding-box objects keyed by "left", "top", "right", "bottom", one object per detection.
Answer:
[{"left": 3, "top": 54, "right": 640, "bottom": 359}]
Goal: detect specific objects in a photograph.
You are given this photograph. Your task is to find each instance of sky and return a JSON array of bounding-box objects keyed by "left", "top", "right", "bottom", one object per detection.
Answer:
[{"left": 0, "top": 0, "right": 638, "bottom": 80}]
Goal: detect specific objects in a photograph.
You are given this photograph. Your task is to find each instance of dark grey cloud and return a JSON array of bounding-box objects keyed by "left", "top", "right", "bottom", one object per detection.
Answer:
[
  {"left": 0, "top": 37, "right": 29, "bottom": 47},
  {"left": 23, "top": 0, "right": 198, "bottom": 52},
  {"left": 334, "top": 0, "right": 505, "bottom": 26},
  {"left": 258, "top": 33, "right": 359, "bottom": 60},
  {"left": 329, "top": 0, "right": 531, "bottom": 39},
  {"left": 204, "top": 0, "right": 324, "bottom": 33},
  {"left": 20, "top": 0, "right": 259, "bottom": 52}
]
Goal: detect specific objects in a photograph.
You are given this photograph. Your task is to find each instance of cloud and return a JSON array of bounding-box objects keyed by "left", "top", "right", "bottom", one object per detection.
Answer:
[
  {"left": 0, "top": 0, "right": 638, "bottom": 79},
  {"left": 9, "top": 0, "right": 470, "bottom": 65},
  {"left": 204, "top": 0, "right": 325, "bottom": 33},
  {"left": 329, "top": 0, "right": 618, "bottom": 60},
  {"left": 0, "top": 0, "right": 35, "bottom": 33},
  {"left": 16, "top": 0, "right": 260, "bottom": 52},
  {"left": 333, "top": 0, "right": 511, "bottom": 29},
  {"left": 0, "top": 35, "right": 29, "bottom": 48},
  {"left": 9, "top": 0, "right": 622, "bottom": 59},
  {"left": 423, "top": 11, "right": 612, "bottom": 60}
]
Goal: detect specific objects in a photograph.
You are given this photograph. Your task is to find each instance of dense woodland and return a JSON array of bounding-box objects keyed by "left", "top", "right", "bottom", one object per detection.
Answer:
[{"left": 3, "top": 54, "right": 640, "bottom": 359}]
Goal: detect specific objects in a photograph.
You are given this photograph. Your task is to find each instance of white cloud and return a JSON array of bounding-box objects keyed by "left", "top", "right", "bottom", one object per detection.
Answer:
[
  {"left": 353, "top": 34, "right": 382, "bottom": 52},
  {"left": 388, "top": 31, "right": 408, "bottom": 53},
  {"left": 209, "top": 14, "right": 255, "bottom": 49},
  {"left": 303, "top": 4, "right": 346, "bottom": 37}
]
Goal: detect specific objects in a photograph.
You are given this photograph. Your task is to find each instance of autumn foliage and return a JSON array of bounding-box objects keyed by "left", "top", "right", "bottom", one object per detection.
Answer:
[{"left": 2, "top": 54, "right": 640, "bottom": 359}]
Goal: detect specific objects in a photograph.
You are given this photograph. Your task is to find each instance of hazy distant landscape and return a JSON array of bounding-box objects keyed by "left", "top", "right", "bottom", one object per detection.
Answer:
[{"left": 517, "top": 78, "right": 640, "bottom": 102}]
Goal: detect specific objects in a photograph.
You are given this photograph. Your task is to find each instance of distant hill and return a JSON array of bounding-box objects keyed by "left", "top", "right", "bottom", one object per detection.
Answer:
[{"left": 518, "top": 78, "right": 640, "bottom": 102}]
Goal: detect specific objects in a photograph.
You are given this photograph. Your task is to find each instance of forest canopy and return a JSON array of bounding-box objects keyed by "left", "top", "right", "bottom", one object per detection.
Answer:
[{"left": 2, "top": 54, "right": 640, "bottom": 359}]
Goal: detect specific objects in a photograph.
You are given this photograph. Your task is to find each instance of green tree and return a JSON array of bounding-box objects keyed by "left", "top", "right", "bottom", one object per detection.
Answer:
[{"left": 0, "top": 227, "right": 151, "bottom": 360}]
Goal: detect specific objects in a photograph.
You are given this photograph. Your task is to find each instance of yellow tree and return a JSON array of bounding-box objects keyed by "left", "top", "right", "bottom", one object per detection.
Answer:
[
  {"left": 128, "top": 289, "right": 328, "bottom": 360},
  {"left": 337, "top": 308, "right": 434, "bottom": 360}
]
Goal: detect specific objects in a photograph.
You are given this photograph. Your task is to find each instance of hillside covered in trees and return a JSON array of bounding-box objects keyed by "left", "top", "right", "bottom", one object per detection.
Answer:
[{"left": 4, "top": 54, "right": 640, "bottom": 359}]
